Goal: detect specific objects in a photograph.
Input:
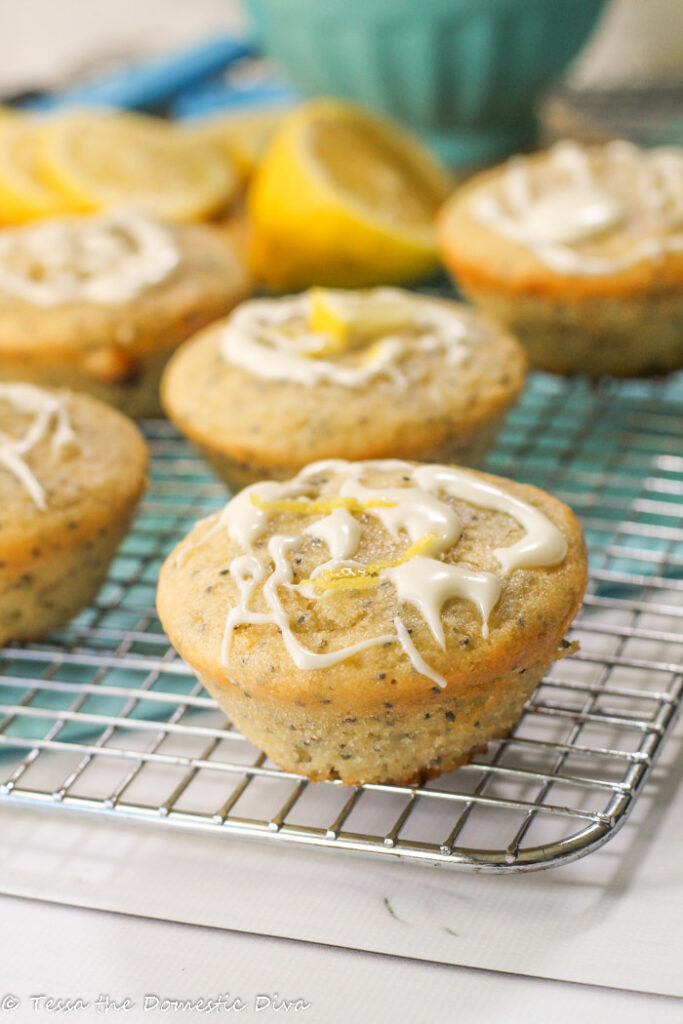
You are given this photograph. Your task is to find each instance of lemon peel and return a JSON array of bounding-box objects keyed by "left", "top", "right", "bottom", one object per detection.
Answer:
[
  {"left": 309, "top": 287, "right": 415, "bottom": 346},
  {"left": 307, "top": 533, "right": 439, "bottom": 592},
  {"left": 303, "top": 339, "right": 348, "bottom": 359}
]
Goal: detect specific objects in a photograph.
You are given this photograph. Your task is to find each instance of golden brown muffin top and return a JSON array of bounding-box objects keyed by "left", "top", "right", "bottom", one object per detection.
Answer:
[
  {"left": 0, "top": 383, "right": 147, "bottom": 560},
  {"left": 158, "top": 460, "right": 587, "bottom": 709},
  {"left": 161, "top": 290, "right": 527, "bottom": 468},
  {"left": 0, "top": 213, "right": 250, "bottom": 358},
  {"left": 439, "top": 140, "right": 683, "bottom": 298}
]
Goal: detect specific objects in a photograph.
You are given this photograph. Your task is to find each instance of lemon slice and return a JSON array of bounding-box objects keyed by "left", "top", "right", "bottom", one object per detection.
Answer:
[
  {"left": 248, "top": 99, "right": 454, "bottom": 290},
  {"left": 309, "top": 287, "right": 416, "bottom": 348},
  {"left": 187, "top": 107, "right": 288, "bottom": 183},
  {"left": 0, "top": 116, "right": 76, "bottom": 223},
  {"left": 40, "top": 111, "right": 239, "bottom": 221}
]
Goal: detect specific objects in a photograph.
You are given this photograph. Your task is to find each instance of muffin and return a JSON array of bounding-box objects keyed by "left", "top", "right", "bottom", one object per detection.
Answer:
[
  {"left": 0, "top": 211, "right": 251, "bottom": 416},
  {"left": 438, "top": 139, "right": 683, "bottom": 377},
  {"left": 157, "top": 458, "right": 587, "bottom": 785},
  {"left": 0, "top": 383, "right": 147, "bottom": 645},
  {"left": 161, "top": 287, "right": 527, "bottom": 490}
]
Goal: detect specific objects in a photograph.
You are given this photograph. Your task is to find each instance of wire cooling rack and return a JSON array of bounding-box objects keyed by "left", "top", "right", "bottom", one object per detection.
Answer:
[{"left": 0, "top": 372, "right": 681, "bottom": 872}]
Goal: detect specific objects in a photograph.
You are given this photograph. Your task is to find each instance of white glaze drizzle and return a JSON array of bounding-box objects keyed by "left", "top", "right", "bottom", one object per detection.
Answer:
[
  {"left": 0, "top": 383, "right": 77, "bottom": 509},
  {"left": 385, "top": 558, "right": 502, "bottom": 648},
  {"left": 182, "top": 459, "right": 567, "bottom": 688},
  {"left": 221, "top": 535, "right": 395, "bottom": 670},
  {"left": 393, "top": 615, "right": 447, "bottom": 688},
  {"left": 471, "top": 139, "right": 683, "bottom": 275},
  {"left": 0, "top": 211, "right": 179, "bottom": 306},
  {"left": 305, "top": 508, "right": 360, "bottom": 561},
  {"left": 219, "top": 290, "right": 474, "bottom": 388}
]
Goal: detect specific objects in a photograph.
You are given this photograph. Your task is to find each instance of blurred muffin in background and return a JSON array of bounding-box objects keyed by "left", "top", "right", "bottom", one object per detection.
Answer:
[
  {"left": 0, "top": 211, "right": 250, "bottom": 416},
  {"left": 438, "top": 139, "right": 683, "bottom": 377},
  {"left": 162, "top": 286, "right": 526, "bottom": 490}
]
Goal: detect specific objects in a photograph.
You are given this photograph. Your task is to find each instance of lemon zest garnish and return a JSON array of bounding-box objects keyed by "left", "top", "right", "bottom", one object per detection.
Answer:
[
  {"left": 250, "top": 494, "right": 396, "bottom": 516},
  {"left": 308, "top": 287, "right": 415, "bottom": 358},
  {"left": 302, "top": 337, "right": 349, "bottom": 360},
  {"left": 358, "top": 340, "right": 385, "bottom": 367},
  {"left": 305, "top": 532, "right": 439, "bottom": 592},
  {"left": 309, "top": 288, "right": 352, "bottom": 345}
]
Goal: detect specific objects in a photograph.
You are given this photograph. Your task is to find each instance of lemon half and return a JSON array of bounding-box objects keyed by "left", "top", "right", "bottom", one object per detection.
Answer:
[{"left": 248, "top": 99, "right": 454, "bottom": 290}]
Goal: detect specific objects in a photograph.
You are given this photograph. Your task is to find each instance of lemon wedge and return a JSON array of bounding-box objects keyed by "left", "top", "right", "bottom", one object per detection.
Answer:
[
  {"left": 187, "top": 107, "right": 288, "bottom": 183},
  {"left": 39, "top": 111, "right": 239, "bottom": 221},
  {"left": 0, "top": 116, "right": 76, "bottom": 223},
  {"left": 248, "top": 98, "right": 453, "bottom": 290}
]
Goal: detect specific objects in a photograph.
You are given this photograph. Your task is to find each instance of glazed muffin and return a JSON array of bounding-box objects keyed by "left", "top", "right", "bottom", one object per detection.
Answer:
[
  {"left": 438, "top": 140, "right": 683, "bottom": 377},
  {"left": 0, "top": 383, "right": 147, "bottom": 645},
  {"left": 161, "top": 288, "right": 527, "bottom": 490},
  {"left": 157, "top": 458, "right": 587, "bottom": 785},
  {"left": 0, "top": 211, "right": 251, "bottom": 416}
]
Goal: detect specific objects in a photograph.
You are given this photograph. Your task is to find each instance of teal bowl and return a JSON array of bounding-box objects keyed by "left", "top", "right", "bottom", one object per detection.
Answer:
[{"left": 245, "top": 0, "right": 607, "bottom": 166}]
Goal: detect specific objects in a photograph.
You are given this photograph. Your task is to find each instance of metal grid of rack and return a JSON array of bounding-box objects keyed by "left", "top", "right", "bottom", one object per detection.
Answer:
[{"left": 0, "top": 372, "right": 681, "bottom": 871}]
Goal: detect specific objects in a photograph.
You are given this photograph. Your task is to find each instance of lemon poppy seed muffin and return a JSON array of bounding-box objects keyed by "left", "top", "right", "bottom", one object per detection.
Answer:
[
  {"left": 157, "top": 459, "right": 587, "bottom": 785},
  {"left": 439, "top": 140, "right": 683, "bottom": 377},
  {"left": 161, "top": 288, "right": 527, "bottom": 490},
  {"left": 0, "top": 383, "right": 147, "bottom": 645},
  {"left": 0, "top": 211, "right": 251, "bottom": 416}
]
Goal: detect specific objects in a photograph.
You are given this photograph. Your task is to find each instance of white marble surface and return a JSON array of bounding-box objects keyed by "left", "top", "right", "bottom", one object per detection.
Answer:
[
  {"left": 1, "top": 716, "right": 681, "bottom": 1001},
  {"left": 1, "top": 895, "right": 681, "bottom": 1024}
]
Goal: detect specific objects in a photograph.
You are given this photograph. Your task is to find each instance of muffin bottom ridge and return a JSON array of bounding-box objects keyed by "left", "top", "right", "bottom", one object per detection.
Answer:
[
  {"left": 197, "top": 414, "right": 507, "bottom": 492},
  {"left": 200, "top": 652, "right": 557, "bottom": 786},
  {"left": 461, "top": 283, "right": 683, "bottom": 378}
]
